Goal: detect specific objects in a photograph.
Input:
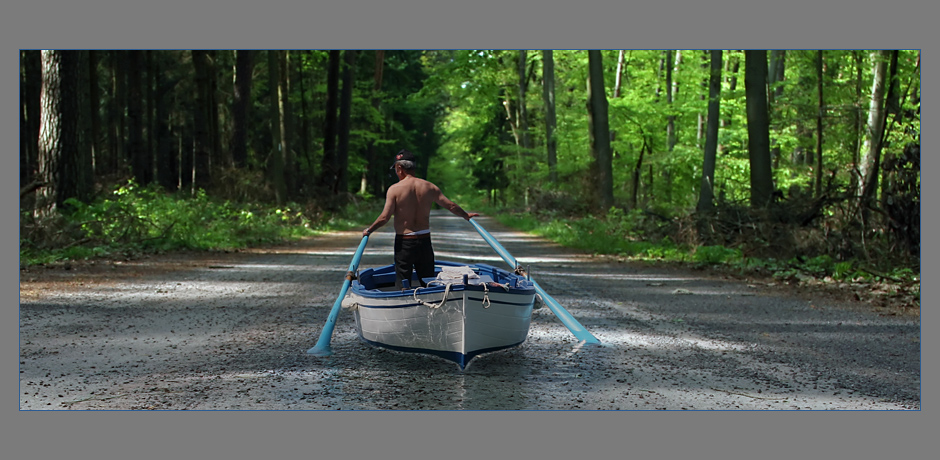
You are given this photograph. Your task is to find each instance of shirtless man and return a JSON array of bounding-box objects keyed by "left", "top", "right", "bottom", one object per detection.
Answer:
[{"left": 363, "top": 150, "right": 479, "bottom": 289}]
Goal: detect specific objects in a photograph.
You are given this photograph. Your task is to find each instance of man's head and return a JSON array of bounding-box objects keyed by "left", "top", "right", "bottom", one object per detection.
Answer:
[{"left": 391, "top": 149, "right": 417, "bottom": 174}]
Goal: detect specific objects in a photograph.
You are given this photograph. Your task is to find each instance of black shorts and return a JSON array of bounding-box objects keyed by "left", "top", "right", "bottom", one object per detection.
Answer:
[{"left": 394, "top": 234, "right": 435, "bottom": 289}]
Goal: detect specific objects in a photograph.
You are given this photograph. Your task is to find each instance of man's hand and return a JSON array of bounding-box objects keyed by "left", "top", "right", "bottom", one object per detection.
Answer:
[
  {"left": 467, "top": 212, "right": 480, "bottom": 220},
  {"left": 363, "top": 228, "right": 371, "bottom": 236}
]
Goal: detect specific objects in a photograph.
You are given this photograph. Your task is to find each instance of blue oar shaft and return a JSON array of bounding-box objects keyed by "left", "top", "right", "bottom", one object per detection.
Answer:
[
  {"left": 307, "top": 235, "right": 370, "bottom": 356},
  {"left": 468, "top": 219, "right": 599, "bottom": 344}
]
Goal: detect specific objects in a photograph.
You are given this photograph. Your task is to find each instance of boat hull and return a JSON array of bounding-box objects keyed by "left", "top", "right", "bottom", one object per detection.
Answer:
[{"left": 346, "top": 261, "right": 536, "bottom": 369}]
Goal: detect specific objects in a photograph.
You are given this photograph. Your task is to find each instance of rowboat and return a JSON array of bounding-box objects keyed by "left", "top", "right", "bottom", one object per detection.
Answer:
[
  {"left": 307, "top": 220, "right": 597, "bottom": 365},
  {"left": 342, "top": 260, "right": 538, "bottom": 369}
]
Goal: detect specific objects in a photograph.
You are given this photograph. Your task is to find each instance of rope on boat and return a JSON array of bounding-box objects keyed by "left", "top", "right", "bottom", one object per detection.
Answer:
[
  {"left": 414, "top": 282, "right": 453, "bottom": 309},
  {"left": 409, "top": 266, "right": 517, "bottom": 310}
]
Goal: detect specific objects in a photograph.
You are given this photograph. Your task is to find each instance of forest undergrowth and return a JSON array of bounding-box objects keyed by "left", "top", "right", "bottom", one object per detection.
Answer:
[
  {"left": 493, "top": 189, "right": 920, "bottom": 314},
  {"left": 19, "top": 180, "right": 381, "bottom": 268},
  {"left": 20, "top": 179, "right": 919, "bottom": 314}
]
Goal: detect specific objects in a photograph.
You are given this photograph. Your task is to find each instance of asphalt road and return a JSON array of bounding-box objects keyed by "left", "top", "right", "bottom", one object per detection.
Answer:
[{"left": 19, "top": 211, "right": 920, "bottom": 410}]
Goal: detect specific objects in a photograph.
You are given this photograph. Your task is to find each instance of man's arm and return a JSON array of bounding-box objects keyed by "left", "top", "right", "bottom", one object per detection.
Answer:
[
  {"left": 434, "top": 188, "right": 479, "bottom": 221},
  {"left": 363, "top": 192, "right": 396, "bottom": 235}
]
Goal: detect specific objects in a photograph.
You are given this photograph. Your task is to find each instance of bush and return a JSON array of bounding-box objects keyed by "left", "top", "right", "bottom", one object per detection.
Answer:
[{"left": 20, "top": 181, "right": 330, "bottom": 266}]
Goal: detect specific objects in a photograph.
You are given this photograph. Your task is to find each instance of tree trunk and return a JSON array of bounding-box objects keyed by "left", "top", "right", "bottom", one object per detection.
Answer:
[
  {"left": 885, "top": 50, "right": 901, "bottom": 115},
  {"left": 65, "top": 50, "right": 93, "bottom": 207},
  {"left": 280, "top": 51, "right": 295, "bottom": 196},
  {"left": 37, "top": 50, "right": 86, "bottom": 215},
  {"left": 146, "top": 51, "right": 156, "bottom": 179},
  {"left": 232, "top": 50, "right": 252, "bottom": 169},
  {"left": 542, "top": 50, "right": 557, "bottom": 184},
  {"left": 718, "top": 54, "right": 739, "bottom": 155},
  {"left": 611, "top": 50, "right": 627, "bottom": 157},
  {"left": 191, "top": 50, "right": 212, "bottom": 191},
  {"left": 319, "top": 50, "right": 341, "bottom": 191},
  {"left": 632, "top": 138, "right": 648, "bottom": 210},
  {"left": 665, "top": 50, "right": 676, "bottom": 153},
  {"left": 859, "top": 50, "right": 890, "bottom": 220},
  {"left": 664, "top": 50, "right": 677, "bottom": 202},
  {"left": 744, "top": 50, "right": 774, "bottom": 208},
  {"left": 154, "top": 52, "right": 177, "bottom": 191},
  {"left": 697, "top": 50, "right": 722, "bottom": 213},
  {"left": 517, "top": 50, "right": 530, "bottom": 150},
  {"left": 697, "top": 50, "right": 707, "bottom": 148},
  {"left": 88, "top": 50, "right": 100, "bottom": 177},
  {"left": 852, "top": 50, "right": 864, "bottom": 194},
  {"left": 299, "top": 51, "right": 312, "bottom": 184},
  {"left": 366, "top": 50, "right": 385, "bottom": 196},
  {"left": 38, "top": 50, "right": 64, "bottom": 216},
  {"left": 127, "top": 50, "right": 151, "bottom": 186},
  {"left": 109, "top": 50, "right": 127, "bottom": 176},
  {"left": 267, "top": 50, "right": 287, "bottom": 204},
  {"left": 768, "top": 50, "right": 786, "bottom": 168},
  {"left": 21, "top": 50, "right": 42, "bottom": 186},
  {"left": 614, "top": 50, "right": 626, "bottom": 98},
  {"left": 587, "top": 50, "right": 613, "bottom": 211},
  {"left": 206, "top": 51, "right": 222, "bottom": 171},
  {"left": 815, "top": 50, "right": 824, "bottom": 198},
  {"left": 335, "top": 50, "right": 357, "bottom": 197}
]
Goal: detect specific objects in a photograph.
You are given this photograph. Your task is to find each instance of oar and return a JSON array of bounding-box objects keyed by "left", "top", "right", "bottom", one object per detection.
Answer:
[
  {"left": 307, "top": 235, "right": 370, "bottom": 356},
  {"left": 468, "top": 218, "right": 600, "bottom": 344}
]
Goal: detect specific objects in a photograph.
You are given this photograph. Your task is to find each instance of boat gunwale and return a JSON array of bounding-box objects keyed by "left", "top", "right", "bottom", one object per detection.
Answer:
[{"left": 349, "top": 260, "right": 537, "bottom": 300}]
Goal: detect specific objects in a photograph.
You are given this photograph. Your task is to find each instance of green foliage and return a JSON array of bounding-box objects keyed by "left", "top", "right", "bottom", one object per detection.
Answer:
[
  {"left": 20, "top": 181, "right": 380, "bottom": 267},
  {"left": 496, "top": 207, "right": 691, "bottom": 262},
  {"left": 693, "top": 245, "right": 742, "bottom": 265}
]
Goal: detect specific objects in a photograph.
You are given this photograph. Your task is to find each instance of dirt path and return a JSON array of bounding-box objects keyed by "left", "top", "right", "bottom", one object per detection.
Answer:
[{"left": 19, "top": 212, "right": 920, "bottom": 410}]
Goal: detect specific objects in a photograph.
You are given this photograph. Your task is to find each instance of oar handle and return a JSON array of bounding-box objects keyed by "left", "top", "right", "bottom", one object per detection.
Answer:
[
  {"left": 468, "top": 218, "right": 517, "bottom": 269},
  {"left": 307, "top": 235, "right": 370, "bottom": 356}
]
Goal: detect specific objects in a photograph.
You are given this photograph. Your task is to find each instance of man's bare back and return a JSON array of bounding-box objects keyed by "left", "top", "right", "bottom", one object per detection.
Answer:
[{"left": 363, "top": 158, "right": 477, "bottom": 237}]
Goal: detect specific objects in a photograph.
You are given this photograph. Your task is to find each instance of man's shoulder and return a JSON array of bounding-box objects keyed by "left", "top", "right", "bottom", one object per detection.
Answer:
[{"left": 416, "top": 178, "right": 440, "bottom": 191}]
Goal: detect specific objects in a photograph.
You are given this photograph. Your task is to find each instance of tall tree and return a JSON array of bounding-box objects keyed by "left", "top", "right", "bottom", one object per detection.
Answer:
[
  {"left": 744, "top": 50, "right": 774, "bottom": 208},
  {"left": 697, "top": 50, "right": 722, "bottom": 212},
  {"left": 318, "top": 50, "right": 341, "bottom": 191},
  {"left": 298, "top": 51, "right": 313, "bottom": 183},
  {"left": 232, "top": 50, "right": 252, "bottom": 169},
  {"left": 542, "top": 50, "right": 557, "bottom": 184},
  {"left": 279, "top": 51, "right": 295, "bottom": 195},
  {"left": 267, "top": 50, "right": 287, "bottom": 204},
  {"left": 851, "top": 50, "right": 864, "bottom": 193},
  {"left": 768, "top": 50, "right": 786, "bottom": 168},
  {"left": 517, "top": 50, "right": 530, "bottom": 150},
  {"left": 334, "top": 50, "right": 358, "bottom": 196},
  {"left": 587, "top": 50, "right": 613, "bottom": 211},
  {"left": 665, "top": 50, "right": 677, "bottom": 152},
  {"left": 206, "top": 51, "right": 223, "bottom": 170},
  {"left": 21, "top": 50, "right": 42, "bottom": 187},
  {"left": 154, "top": 52, "right": 177, "bottom": 191},
  {"left": 858, "top": 50, "right": 890, "bottom": 220},
  {"left": 814, "top": 50, "right": 824, "bottom": 197},
  {"left": 87, "top": 50, "right": 100, "bottom": 178},
  {"left": 365, "top": 50, "right": 385, "bottom": 196},
  {"left": 191, "top": 50, "right": 212, "bottom": 191},
  {"left": 718, "top": 53, "right": 740, "bottom": 154},
  {"left": 108, "top": 50, "right": 127, "bottom": 176},
  {"left": 127, "top": 50, "right": 151, "bottom": 185},
  {"left": 37, "top": 50, "right": 87, "bottom": 215}
]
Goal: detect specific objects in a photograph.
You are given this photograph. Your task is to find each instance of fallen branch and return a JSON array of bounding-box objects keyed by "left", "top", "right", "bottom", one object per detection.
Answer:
[{"left": 20, "top": 180, "right": 47, "bottom": 198}]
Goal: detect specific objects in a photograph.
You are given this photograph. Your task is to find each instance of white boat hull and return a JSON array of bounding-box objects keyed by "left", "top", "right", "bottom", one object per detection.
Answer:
[{"left": 345, "top": 262, "right": 536, "bottom": 369}]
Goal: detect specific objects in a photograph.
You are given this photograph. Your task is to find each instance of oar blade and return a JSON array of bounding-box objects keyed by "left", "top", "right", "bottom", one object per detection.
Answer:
[{"left": 307, "top": 235, "right": 369, "bottom": 356}]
